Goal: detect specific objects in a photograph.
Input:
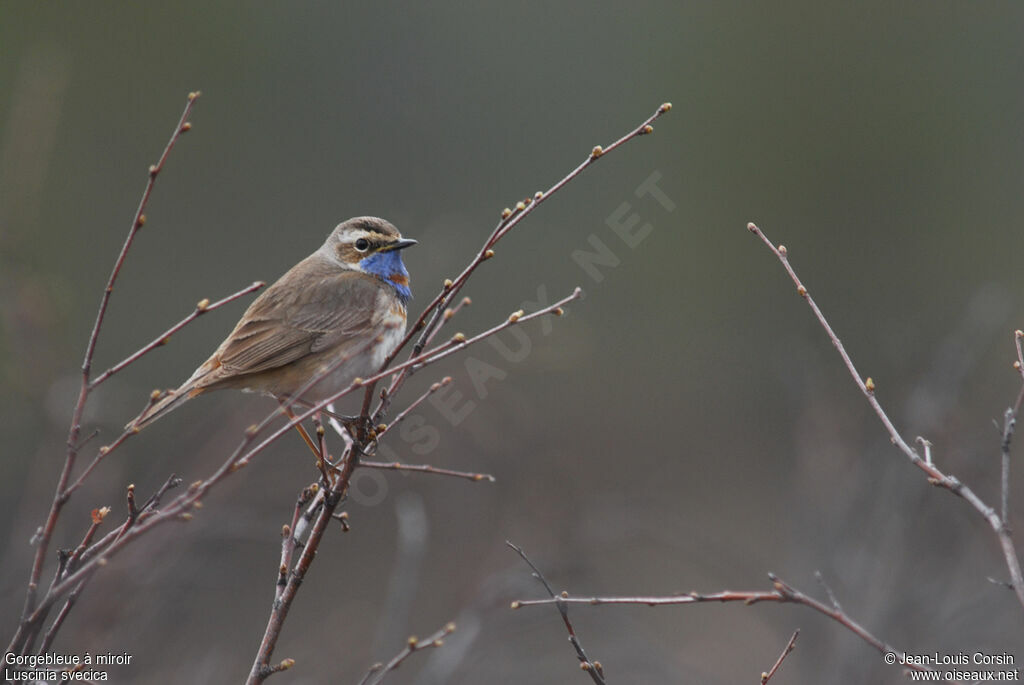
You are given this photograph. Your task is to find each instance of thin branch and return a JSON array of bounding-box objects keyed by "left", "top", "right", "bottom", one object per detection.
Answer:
[
  {"left": 507, "top": 541, "right": 606, "bottom": 684},
  {"left": 89, "top": 280, "right": 264, "bottom": 388},
  {"left": 62, "top": 429, "right": 134, "bottom": 499},
  {"left": 1005, "top": 330, "right": 1024, "bottom": 526},
  {"left": 760, "top": 629, "right": 799, "bottom": 684},
  {"left": 375, "top": 376, "right": 453, "bottom": 440},
  {"left": 357, "top": 622, "right": 456, "bottom": 685},
  {"left": 511, "top": 573, "right": 935, "bottom": 677},
  {"left": 747, "top": 222, "right": 1024, "bottom": 609},
  {"left": 11, "top": 91, "right": 200, "bottom": 655},
  {"left": 277, "top": 484, "right": 319, "bottom": 603},
  {"left": 359, "top": 460, "right": 495, "bottom": 483}
]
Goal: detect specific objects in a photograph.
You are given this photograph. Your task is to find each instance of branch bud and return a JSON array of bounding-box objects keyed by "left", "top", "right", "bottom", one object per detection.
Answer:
[
  {"left": 865, "top": 377, "right": 875, "bottom": 392},
  {"left": 501, "top": 207, "right": 512, "bottom": 219},
  {"left": 591, "top": 145, "right": 604, "bottom": 159},
  {"left": 659, "top": 102, "right": 672, "bottom": 112},
  {"left": 508, "top": 310, "right": 524, "bottom": 323},
  {"left": 196, "top": 298, "right": 210, "bottom": 311},
  {"left": 515, "top": 200, "right": 526, "bottom": 212}
]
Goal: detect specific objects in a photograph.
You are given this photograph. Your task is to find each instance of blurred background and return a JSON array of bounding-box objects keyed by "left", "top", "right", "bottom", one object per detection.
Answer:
[{"left": 3, "top": 2, "right": 1024, "bottom": 682}]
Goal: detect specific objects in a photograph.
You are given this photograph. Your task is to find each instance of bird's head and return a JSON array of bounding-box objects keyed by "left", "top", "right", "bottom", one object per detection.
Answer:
[{"left": 324, "top": 216, "right": 416, "bottom": 301}]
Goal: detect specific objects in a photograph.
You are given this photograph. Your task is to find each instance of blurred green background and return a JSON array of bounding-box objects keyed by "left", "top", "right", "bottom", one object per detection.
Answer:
[{"left": 3, "top": 2, "right": 1023, "bottom": 682}]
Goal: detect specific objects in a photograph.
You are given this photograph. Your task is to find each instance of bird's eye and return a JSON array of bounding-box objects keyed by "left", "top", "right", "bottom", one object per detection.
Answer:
[{"left": 354, "top": 238, "right": 370, "bottom": 252}]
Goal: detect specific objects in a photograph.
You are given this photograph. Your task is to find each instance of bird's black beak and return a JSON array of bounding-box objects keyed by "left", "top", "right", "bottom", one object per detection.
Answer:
[{"left": 383, "top": 238, "right": 417, "bottom": 252}]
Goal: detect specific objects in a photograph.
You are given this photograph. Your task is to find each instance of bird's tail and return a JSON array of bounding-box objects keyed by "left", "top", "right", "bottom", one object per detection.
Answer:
[{"left": 126, "top": 376, "right": 207, "bottom": 432}]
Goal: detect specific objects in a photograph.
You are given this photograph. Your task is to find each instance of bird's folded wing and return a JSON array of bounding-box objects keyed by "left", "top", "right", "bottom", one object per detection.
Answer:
[{"left": 216, "top": 269, "right": 383, "bottom": 376}]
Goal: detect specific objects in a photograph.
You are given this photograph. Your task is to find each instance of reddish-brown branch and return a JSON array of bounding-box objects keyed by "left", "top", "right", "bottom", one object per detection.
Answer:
[
  {"left": 508, "top": 541, "right": 606, "bottom": 684},
  {"left": 512, "top": 574, "right": 935, "bottom": 677},
  {"left": 747, "top": 222, "right": 1024, "bottom": 610},
  {"left": 11, "top": 92, "right": 200, "bottom": 655},
  {"left": 359, "top": 460, "right": 495, "bottom": 483},
  {"left": 375, "top": 376, "right": 452, "bottom": 440},
  {"left": 90, "top": 280, "right": 264, "bottom": 389},
  {"left": 246, "top": 449, "right": 355, "bottom": 684},
  {"left": 276, "top": 484, "right": 318, "bottom": 603},
  {"left": 761, "top": 629, "right": 799, "bottom": 684},
  {"left": 357, "top": 622, "right": 456, "bottom": 685}
]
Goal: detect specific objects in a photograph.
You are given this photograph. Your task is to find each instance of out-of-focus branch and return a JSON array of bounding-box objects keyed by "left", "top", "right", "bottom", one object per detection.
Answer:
[
  {"left": 760, "top": 629, "right": 798, "bottom": 684},
  {"left": 359, "top": 460, "right": 495, "bottom": 483},
  {"left": 1005, "top": 331, "right": 1024, "bottom": 527},
  {"left": 511, "top": 573, "right": 935, "bottom": 678},
  {"left": 507, "top": 542, "right": 606, "bottom": 684},
  {"left": 90, "top": 281, "right": 264, "bottom": 389},
  {"left": 10, "top": 91, "right": 200, "bottom": 656},
  {"left": 747, "top": 222, "right": 1024, "bottom": 610},
  {"left": 357, "top": 622, "right": 456, "bottom": 685}
]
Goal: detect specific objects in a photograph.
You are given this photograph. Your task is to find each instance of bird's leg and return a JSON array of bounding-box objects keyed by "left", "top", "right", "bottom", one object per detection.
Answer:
[
  {"left": 277, "top": 399, "right": 325, "bottom": 467},
  {"left": 292, "top": 399, "right": 374, "bottom": 446}
]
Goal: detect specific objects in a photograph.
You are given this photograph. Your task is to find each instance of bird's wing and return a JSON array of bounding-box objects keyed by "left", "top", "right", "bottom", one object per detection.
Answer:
[{"left": 215, "top": 266, "right": 384, "bottom": 377}]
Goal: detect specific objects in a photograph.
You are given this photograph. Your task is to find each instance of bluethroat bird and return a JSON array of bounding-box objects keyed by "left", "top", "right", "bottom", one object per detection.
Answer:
[{"left": 128, "top": 216, "right": 415, "bottom": 434}]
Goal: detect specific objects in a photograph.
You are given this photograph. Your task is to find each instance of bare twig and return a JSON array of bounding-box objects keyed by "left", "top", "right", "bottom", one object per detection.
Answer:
[
  {"left": 277, "top": 484, "right": 319, "bottom": 602},
  {"left": 760, "top": 629, "right": 799, "bottom": 684},
  {"left": 747, "top": 222, "right": 1024, "bottom": 609},
  {"left": 11, "top": 91, "right": 200, "bottom": 655},
  {"left": 360, "top": 460, "right": 495, "bottom": 483},
  {"left": 90, "top": 280, "right": 264, "bottom": 388},
  {"left": 511, "top": 573, "right": 935, "bottom": 677},
  {"left": 357, "top": 622, "right": 456, "bottom": 685},
  {"left": 507, "top": 541, "right": 606, "bottom": 684},
  {"left": 375, "top": 376, "right": 453, "bottom": 440},
  {"left": 1004, "top": 330, "right": 1024, "bottom": 526}
]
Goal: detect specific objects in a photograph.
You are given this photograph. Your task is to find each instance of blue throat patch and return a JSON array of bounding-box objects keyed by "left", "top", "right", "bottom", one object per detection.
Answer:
[{"left": 360, "top": 250, "right": 412, "bottom": 302}]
